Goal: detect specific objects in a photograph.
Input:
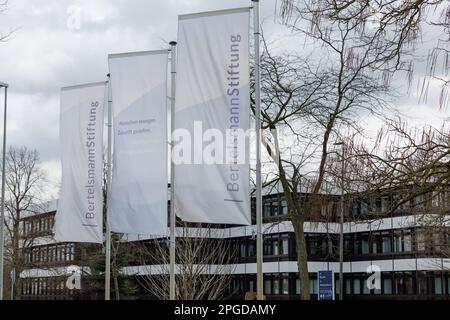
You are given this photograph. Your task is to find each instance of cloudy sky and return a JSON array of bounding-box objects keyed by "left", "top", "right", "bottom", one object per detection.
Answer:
[{"left": 0, "top": 0, "right": 447, "bottom": 200}]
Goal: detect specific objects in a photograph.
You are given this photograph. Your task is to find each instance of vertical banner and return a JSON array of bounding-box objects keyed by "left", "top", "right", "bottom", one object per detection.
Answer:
[
  {"left": 174, "top": 8, "right": 251, "bottom": 225},
  {"left": 108, "top": 50, "right": 169, "bottom": 235},
  {"left": 55, "top": 82, "right": 106, "bottom": 243}
]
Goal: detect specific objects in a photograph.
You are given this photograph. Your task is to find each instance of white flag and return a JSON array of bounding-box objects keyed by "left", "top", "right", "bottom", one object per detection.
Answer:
[
  {"left": 174, "top": 8, "right": 251, "bottom": 225},
  {"left": 108, "top": 50, "right": 169, "bottom": 235},
  {"left": 55, "top": 82, "right": 106, "bottom": 243}
]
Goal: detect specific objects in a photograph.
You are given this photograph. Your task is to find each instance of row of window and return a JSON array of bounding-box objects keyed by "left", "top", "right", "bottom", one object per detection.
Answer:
[
  {"left": 229, "top": 271, "right": 450, "bottom": 297},
  {"left": 346, "top": 228, "right": 449, "bottom": 256},
  {"left": 256, "top": 191, "right": 450, "bottom": 221},
  {"left": 21, "top": 216, "right": 54, "bottom": 236},
  {"left": 232, "top": 227, "right": 449, "bottom": 262},
  {"left": 24, "top": 244, "right": 76, "bottom": 264},
  {"left": 234, "top": 234, "right": 292, "bottom": 259},
  {"left": 21, "top": 277, "right": 78, "bottom": 297}
]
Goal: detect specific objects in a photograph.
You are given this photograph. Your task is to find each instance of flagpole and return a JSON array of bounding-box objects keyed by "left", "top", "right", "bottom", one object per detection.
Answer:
[
  {"left": 169, "top": 40, "right": 177, "bottom": 300},
  {"left": 105, "top": 74, "right": 112, "bottom": 300},
  {"left": 0, "top": 82, "right": 8, "bottom": 300},
  {"left": 252, "top": 0, "right": 264, "bottom": 301}
]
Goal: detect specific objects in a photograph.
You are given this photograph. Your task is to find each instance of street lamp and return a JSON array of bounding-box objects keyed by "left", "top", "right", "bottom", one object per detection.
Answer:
[
  {"left": 334, "top": 141, "right": 345, "bottom": 300},
  {"left": 0, "top": 82, "right": 8, "bottom": 300}
]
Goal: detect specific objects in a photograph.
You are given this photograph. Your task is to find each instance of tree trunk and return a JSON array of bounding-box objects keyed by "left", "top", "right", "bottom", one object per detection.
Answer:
[
  {"left": 277, "top": 165, "right": 311, "bottom": 300},
  {"left": 291, "top": 214, "right": 310, "bottom": 300}
]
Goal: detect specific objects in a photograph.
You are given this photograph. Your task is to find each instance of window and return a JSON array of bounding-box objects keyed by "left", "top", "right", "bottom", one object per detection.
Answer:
[
  {"left": 363, "top": 276, "right": 370, "bottom": 294},
  {"left": 272, "top": 241, "right": 279, "bottom": 256},
  {"left": 447, "top": 277, "right": 450, "bottom": 295},
  {"left": 308, "top": 236, "right": 318, "bottom": 255},
  {"left": 321, "top": 202, "right": 332, "bottom": 217},
  {"left": 335, "top": 279, "right": 340, "bottom": 297},
  {"left": 381, "top": 197, "right": 389, "bottom": 212},
  {"left": 263, "top": 202, "right": 271, "bottom": 217},
  {"left": 417, "top": 272, "right": 431, "bottom": 294},
  {"left": 383, "top": 278, "right": 393, "bottom": 294},
  {"left": 361, "top": 201, "right": 369, "bottom": 215},
  {"left": 382, "top": 232, "right": 392, "bottom": 253},
  {"left": 264, "top": 279, "right": 271, "bottom": 295},
  {"left": 416, "top": 229, "right": 426, "bottom": 252},
  {"left": 281, "top": 200, "right": 288, "bottom": 215},
  {"left": 352, "top": 202, "right": 361, "bottom": 217},
  {"left": 273, "top": 279, "right": 280, "bottom": 295},
  {"left": 394, "top": 230, "right": 413, "bottom": 252},
  {"left": 372, "top": 237, "right": 379, "bottom": 254},
  {"left": 239, "top": 242, "right": 246, "bottom": 257},
  {"left": 394, "top": 233, "right": 402, "bottom": 252},
  {"left": 249, "top": 280, "right": 255, "bottom": 292},
  {"left": 362, "top": 235, "right": 370, "bottom": 254},
  {"left": 434, "top": 276, "right": 443, "bottom": 294},
  {"left": 404, "top": 234, "right": 412, "bottom": 252},
  {"left": 345, "top": 279, "right": 351, "bottom": 294},
  {"left": 281, "top": 275, "right": 289, "bottom": 294},
  {"left": 396, "top": 272, "right": 414, "bottom": 294},
  {"left": 281, "top": 239, "right": 289, "bottom": 255},
  {"left": 271, "top": 202, "right": 279, "bottom": 216},
  {"left": 432, "top": 232, "right": 443, "bottom": 253},
  {"left": 247, "top": 241, "right": 255, "bottom": 257},
  {"left": 309, "top": 278, "right": 317, "bottom": 294},
  {"left": 353, "top": 278, "right": 361, "bottom": 294},
  {"left": 353, "top": 235, "right": 361, "bottom": 255}
]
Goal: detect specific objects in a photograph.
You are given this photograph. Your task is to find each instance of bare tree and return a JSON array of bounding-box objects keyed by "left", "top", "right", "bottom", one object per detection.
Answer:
[
  {"left": 2, "top": 146, "right": 48, "bottom": 299},
  {"left": 279, "top": 0, "right": 450, "bottom": 107},
  {"left": 344, "top": 119, "right": 450, "bottom": 263},
  {"left": 0, "top": 1, "right": 15, "bottom": 42},
  {"left": 129, "top": 222, "right": 237, "bottom": 300},
  {"left": 257, "top": 0, "right": 409, "bottom": 297}
]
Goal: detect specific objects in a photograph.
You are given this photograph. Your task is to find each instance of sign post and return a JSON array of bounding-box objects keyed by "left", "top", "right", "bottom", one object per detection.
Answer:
[{"left": 318, "top": 270, "right": 334, "bottom": 300}]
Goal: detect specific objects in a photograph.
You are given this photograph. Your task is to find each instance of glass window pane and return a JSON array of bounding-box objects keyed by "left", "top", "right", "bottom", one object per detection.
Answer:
[
  {"left": 310, "top": 278, "right": 317, "bottom": 294},
  {"left": 363, "top": 278, "right": 370, "bottom": 294},
  {"left": 383, "top": 278, "right": 392, "bottom": 294},
  {"left": 264, "top": 279, "right": 271, "bottom": 295},
  {"left": 353, "top": 278, "right": 361, "bottom": 294},
  {"left": 345, "top": 279, "right": 352, "bottom": 294},
  {"left": 272, "top": 202, "right": 278, "bottom": 216},
  {"left": 394, "top": 235, "right": 402, "bottom": 252},
  {"left": 416, "top": 230, "right": 426, "bottom": 251},
  {"left": 274, "top": 240, "right": 279, "bottom": 255},
  {"left": 282, "top": 278, "right": 289, "bottom": 294},
  {"left": 282, "top": 239, "right": 289, "bottom": 255},
  {"left": 404, "top": 235, "right": 412, "bottom": 252},
  {"left": 281, "top": 201, "right": 288, "bottom": 215},
  {"left": 434, "top": 277, "right": 443, "bottom": 294},
  {"left": 362, "top": 238, "right": 370, "bottom": 254},
  {"left": 382, "top": 235, "right": 391, "bottom": 253},
  {"left": 273, "top": 279, "right": 280, "bottom": 295}
]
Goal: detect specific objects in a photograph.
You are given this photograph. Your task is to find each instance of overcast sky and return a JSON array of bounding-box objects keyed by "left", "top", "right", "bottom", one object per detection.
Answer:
[{"left": 0, "top": 0, "right": 447, "bottom": 200}]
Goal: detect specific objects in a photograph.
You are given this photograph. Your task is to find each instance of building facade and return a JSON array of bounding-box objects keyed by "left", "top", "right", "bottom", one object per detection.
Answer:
[{"left": 17, "top": 191, "right": 450, "bottom": 300}]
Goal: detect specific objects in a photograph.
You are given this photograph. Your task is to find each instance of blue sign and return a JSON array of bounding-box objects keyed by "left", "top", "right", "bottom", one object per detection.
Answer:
[{"left": 318, "top": 270, "right": 334, "bottom": 300}]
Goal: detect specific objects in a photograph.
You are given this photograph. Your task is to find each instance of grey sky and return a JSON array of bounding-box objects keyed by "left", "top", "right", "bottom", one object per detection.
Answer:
[{"left": 0, "top": 0, "right": 447, "bottom": 200}]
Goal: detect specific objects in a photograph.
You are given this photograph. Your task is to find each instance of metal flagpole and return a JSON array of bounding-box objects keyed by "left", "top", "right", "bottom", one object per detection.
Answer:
[
  {"left": 169, "top": 41, "right": 177, "bottom": 300},
  {"left": 334, "top": 141, "right": 344, "bottom": 300},
  {"left": 105, "top": 75, "right": 113, "bottom": 300},
  {"left": 0, "top": 82, "right": 8, "bottom": 300},
  {"left": 252, "top": 0, "right": 264, "bottom": 301},
  {"left": 339, "top": 142, "right": 345, "bottom": 300}
]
